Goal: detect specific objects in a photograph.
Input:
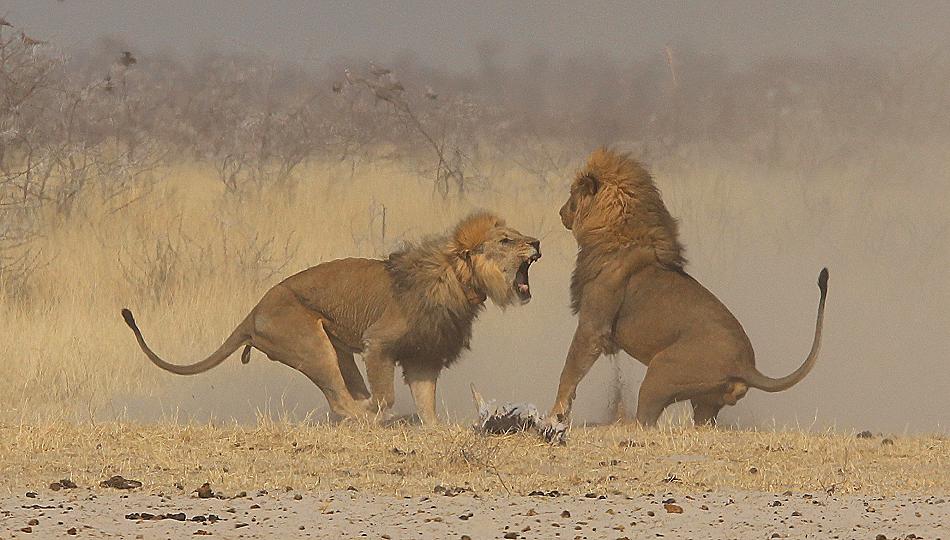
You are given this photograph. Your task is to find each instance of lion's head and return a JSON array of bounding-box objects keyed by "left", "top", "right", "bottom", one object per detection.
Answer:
[
  {"left": 452, "top": 212, "right": 541, "bottom": 307},
  {"left": 561, "top": 148, "right": 685, "bottom": 270},
  {"left": 385, "top": 212, "right": 540, "bottom": 367}
]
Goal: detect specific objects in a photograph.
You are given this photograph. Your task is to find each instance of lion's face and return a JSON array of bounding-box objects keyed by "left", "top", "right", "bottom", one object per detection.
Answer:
[
  {"left": 470, "top": 225, "right": 541, "bottom": 307},
  {"left": 560, "top": 173, "right": 598, "bottom": 233}
]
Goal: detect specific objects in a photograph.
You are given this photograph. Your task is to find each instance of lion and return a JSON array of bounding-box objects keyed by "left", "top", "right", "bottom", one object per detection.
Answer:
[
  {"left": 549, "top": 148, "right": 829, "bottom": 426},
  {"left": 121, "top": 212, "right": 541, "bottom": 424}
]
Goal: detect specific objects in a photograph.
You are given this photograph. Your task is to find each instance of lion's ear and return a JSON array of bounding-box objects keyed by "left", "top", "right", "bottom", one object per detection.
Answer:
[{"left": 578, "top": 173, "right": 599, "bottom": 196}]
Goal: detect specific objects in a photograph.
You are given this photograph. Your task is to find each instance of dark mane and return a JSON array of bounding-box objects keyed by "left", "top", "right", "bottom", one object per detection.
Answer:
[{"left": 384, "top": 238, "right": 483, "bottom": 370}]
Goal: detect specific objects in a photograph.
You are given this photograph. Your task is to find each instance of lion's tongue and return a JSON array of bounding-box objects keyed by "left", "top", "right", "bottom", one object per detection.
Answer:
[{"left": 516, "top": 261, "right": 531, "bottom": 296}]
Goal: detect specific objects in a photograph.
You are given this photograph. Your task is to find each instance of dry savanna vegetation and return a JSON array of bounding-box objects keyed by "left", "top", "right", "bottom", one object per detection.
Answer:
[
  {"left": 1, "top": 24, "right": 949, "bottom": 498},
  {"left": 2, "top": 420, "right": 947, "bottom": 497}
]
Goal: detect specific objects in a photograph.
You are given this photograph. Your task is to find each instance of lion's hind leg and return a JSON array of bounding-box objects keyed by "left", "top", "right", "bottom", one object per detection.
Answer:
[
  {"left": 636, "top": 351, "right": 728, "bottom": 427},
  {"left": 690, "top": 381, "right": 747, "bottom": 426},
  {"left": 690, "top": 398, "right": 722, "bottom": 426},
  {"left": 254, "top": 305, "right": 369, "bottom": 420},
  {"left": 334, "top": 347, "right": 371, "bottom": 401}
]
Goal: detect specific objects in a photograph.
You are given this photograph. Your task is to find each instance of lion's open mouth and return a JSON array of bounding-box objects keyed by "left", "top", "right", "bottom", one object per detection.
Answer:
[{"left": 514, "top": 253, "right": 540, "bottom": 303}]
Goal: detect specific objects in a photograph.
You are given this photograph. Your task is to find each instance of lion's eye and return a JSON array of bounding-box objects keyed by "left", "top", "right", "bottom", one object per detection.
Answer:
[{"left": 500, "top": 237, "right": 513, "bottom": 244}]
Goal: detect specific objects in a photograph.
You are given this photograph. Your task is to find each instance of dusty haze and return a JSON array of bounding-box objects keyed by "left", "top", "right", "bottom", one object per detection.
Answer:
[{"left": 1, "top": 1, "right": 948, "bottom": 433}]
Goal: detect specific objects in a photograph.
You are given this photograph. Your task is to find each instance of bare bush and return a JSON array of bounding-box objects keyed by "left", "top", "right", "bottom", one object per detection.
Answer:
[{"left": 342, "top": 65, "right": 486, "bottom": 197}]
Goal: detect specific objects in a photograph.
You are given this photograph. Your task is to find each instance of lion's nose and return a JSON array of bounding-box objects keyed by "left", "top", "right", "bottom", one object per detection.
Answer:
[{"left": 529, "top": 239, "right": 541, "bottom": 259}]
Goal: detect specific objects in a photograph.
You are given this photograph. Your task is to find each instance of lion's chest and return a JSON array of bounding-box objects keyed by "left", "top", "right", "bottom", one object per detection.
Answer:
[{"left": 386, "top": 309, "right": 478, "bottom": 369}]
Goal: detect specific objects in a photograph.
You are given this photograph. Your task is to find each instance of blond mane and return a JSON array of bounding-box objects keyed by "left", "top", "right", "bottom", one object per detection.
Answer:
[
  {"left": 568, "top": 149, "right": 686, "bottom": 314},
  {"left": 573, "top": 148, "right": 686, "bottom": 269}
]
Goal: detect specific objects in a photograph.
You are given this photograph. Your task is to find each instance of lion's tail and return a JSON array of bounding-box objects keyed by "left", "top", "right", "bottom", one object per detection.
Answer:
[
  {"left": 742, "top": 268, "right": 828, "bottom": 393},
  {"left": 121, "top": 308, "right": 250, "bottom": 375}
]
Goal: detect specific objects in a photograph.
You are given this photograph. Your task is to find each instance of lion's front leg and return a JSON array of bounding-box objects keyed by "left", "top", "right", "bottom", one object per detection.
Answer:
[
  {"left": 549, "top": 276, "right": 626, "bottom": 422},
  {"left": 549, "top": 325, "right": 607, "bottom": 421},
  {"left": 402, "top": 362, "right": 441, "bottom": 425},
  {"left": 363, "top": 347, "right": 396, "bottom": 417}
]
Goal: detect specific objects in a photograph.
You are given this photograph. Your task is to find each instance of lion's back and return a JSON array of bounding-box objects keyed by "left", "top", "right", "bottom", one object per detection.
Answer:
[{"left": 278, "top": 258, "right": 396, "bottom": 347}]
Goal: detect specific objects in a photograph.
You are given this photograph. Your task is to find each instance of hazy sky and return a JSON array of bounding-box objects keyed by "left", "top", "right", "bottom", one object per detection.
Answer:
[{"left": 6, "top": 1, "right": 950, "bottom": 69}]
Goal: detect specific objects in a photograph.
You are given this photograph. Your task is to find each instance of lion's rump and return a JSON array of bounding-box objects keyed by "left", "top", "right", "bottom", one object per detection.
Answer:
[{"left": 280, "top": 258, "right": 392, "bottom": 350}]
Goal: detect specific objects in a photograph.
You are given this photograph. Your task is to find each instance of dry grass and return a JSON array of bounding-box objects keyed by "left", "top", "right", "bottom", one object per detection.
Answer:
[
  {"left": 2, "top": 148, "right": 948, "bottom": 430},
  {"left": 0, "top": 159, "right": 563, "bottom": 420},
  {"left": 1, "top": 420, "right": 946, "bottom": 497}
]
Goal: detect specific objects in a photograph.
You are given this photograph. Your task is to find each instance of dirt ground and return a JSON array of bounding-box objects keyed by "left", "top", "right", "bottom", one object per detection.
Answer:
[
  {"left": 0, "top": 422, "right": 947, "bottom": 539},
  {"left": 1, "top": 489, "right": 946, "bottom": 539}
]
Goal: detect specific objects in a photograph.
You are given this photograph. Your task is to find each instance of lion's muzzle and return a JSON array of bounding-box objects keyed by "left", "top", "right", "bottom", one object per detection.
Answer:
[{"left": 514, "top": 240, "right": 541, "bottom": 304}]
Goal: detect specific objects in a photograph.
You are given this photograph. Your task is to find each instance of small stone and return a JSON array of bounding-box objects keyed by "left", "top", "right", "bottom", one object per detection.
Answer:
[
  {"left": 875, "top": 535, "right": 887, "bottom": 540},
  {"left": 504, "top": 533, "right": 519, "bottom": 539},
  {"left": 100, "top": 476, "right": 142, "bottom": 490},
  {"left": 66, "top": 528, "right": 77, "bottom": 535},
  {"left": 195, "top": 483, "right": 214, "bottom": 498},
  {"left": 28, "top": 519, "right": 39, "bottom": 526},
  {"left": 748, "top": 467, "right": 758, "bottom": 474},
  {"left": 663, "top": 503, "right": 683, "bottom": 514},
  {"left": 857, "top": 430, "right": 873, "bottom": 439},
  {"left": 560, "top": 510, "right": 571, "bottom": 518},
  {"left": 26, "top": 491, "right": 38, "bottom": 498},
  {"left": 21, "top": 526, "right": 33, "bottom": 533},
  {"left": 293, "top": 494, "right": 303, "bottom": 501}
]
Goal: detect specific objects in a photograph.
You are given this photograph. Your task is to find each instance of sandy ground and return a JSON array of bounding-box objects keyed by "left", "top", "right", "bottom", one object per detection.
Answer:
[
  {"left": 1, "top": 488, "right": 947, "bottom": 539},
  {"left": 1, "top": 423, "right": 947, "bottom": 538}
]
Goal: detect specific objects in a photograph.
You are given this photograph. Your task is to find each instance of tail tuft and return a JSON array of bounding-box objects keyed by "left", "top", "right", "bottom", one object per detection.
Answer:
[
  {"left": 121, "top": 308, "right": 137, "bottom": 330},
  {"left": 818, "top": 268, "right": 829, "bottom": 293}
]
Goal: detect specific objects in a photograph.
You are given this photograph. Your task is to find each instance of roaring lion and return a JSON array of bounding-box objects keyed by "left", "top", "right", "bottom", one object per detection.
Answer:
[
  {"left": 549, "top": 148, "right": 828, "bottom": 426},
  {"left": 121, "top": 212, "right": 541, "bottom": 424}
]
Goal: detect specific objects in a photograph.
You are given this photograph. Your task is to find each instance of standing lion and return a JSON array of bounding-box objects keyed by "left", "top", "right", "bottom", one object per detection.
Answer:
[
  {"left": 122, "top": 212, "right": 541, "bottom": 424},
  {"left": 549, "top": 148, "right": 828, "bottom": 426}
]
